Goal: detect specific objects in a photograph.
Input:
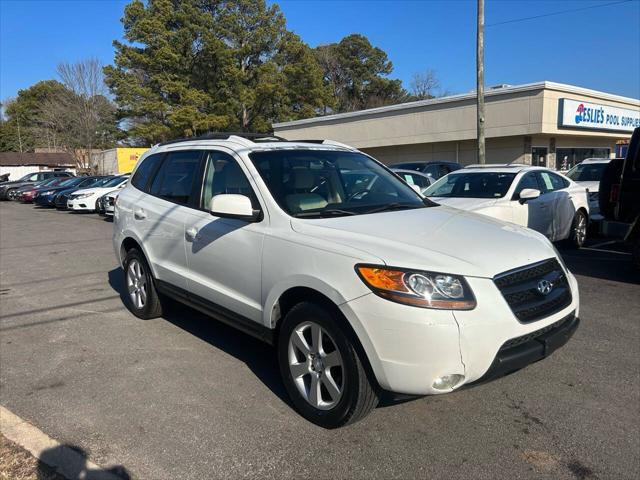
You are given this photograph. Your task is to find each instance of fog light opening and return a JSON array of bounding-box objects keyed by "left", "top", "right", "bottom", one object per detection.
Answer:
[{"left": 432, "top": 374, "right": 464, "bottom": 391}]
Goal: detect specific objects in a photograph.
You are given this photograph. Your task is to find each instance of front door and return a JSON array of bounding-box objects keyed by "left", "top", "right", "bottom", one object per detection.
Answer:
[
  {"left": 511, "top": 172, "right": 554, "bottom": 236},
  {"left": 532, "top": 147, "right": 548, "bottom": 167},
  {"left": 183, "top": 150, "right": 266, "bottom": 323}
]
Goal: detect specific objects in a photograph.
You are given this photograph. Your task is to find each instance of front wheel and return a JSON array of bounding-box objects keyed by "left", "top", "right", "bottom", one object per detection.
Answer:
[
  {"left": 567, "top": 210, "right": 588, "bottom": 249},
  {"left": 278, "top": 302, "right": 378, "bottom": 428},
  {"left": 6, "top": 189, "right": 18, "bottom": 201}
]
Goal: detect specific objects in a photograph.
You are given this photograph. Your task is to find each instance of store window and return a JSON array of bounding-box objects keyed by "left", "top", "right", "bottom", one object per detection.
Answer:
[{"left": 555, "top": 148, "right": 610, "bottom": 171}]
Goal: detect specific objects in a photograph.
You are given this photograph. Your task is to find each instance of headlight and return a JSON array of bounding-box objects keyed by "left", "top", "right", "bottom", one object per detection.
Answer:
[
  {"left": 41, "top": 190, "right": 55, "bottom": 196},
  {"left": 73, "top": 193, "right": 93, "bottom": 199},
  {"left": 355, "top": 264, "right": 476, "bottom": 310}
]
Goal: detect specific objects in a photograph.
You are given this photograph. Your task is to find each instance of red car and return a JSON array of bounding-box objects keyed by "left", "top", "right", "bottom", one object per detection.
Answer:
[{"left": 16, "top": 177, "right": 70, "bottom": 203}]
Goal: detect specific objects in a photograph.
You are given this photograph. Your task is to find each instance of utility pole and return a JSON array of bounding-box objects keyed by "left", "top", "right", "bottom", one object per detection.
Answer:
[{"left": 476, "top": 0, "right": 485, "bottom": 164}]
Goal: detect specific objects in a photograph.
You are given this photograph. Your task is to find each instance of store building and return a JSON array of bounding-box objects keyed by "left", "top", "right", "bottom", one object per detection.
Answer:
[
  {"left": 91, "top": 147, "right": 149, "bottom": 174},
  {"left": 274, "top": 81, "right": 640, "bottom": 170}
]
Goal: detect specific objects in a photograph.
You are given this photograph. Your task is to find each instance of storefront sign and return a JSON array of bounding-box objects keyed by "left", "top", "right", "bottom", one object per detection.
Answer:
[{"left": 559, "top": 98, "right": 640, "bottom": 133}]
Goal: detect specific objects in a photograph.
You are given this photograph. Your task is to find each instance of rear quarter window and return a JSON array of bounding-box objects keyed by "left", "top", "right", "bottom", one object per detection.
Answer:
[{"left": 131, "top": 153, "right": 164, "bottom": 192}]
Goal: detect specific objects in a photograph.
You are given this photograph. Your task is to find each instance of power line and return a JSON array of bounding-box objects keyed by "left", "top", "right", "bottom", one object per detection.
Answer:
[{"left": 487, "top": 0, "right": 633, "bottom": 27}]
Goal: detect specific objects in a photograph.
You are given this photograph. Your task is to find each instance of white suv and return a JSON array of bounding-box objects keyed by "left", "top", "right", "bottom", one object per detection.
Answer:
[{"left": 113, "top": 134, "right": 580, "bottom": 428}]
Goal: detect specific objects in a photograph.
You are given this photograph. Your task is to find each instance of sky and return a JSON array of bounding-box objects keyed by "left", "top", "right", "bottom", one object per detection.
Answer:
[{"left": 1, "top": 0, "right": 639, "bottom": 103}]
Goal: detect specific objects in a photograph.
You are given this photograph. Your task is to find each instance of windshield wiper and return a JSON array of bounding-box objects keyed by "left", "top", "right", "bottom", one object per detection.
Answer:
[
  {"left": 364, "top": 203, "right": 423, "bottom": 215},
  {"left": 293, "top": 208, "right": 357, "bottom": 218}
]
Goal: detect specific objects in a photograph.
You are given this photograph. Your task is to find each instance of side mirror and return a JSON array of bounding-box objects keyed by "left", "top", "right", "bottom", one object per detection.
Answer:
[
  {"left": 210, "top": 194, "right": 260, "bottom": 222},
  {"left": 518, "top": 188, "right": 541, "bottom": 203}
]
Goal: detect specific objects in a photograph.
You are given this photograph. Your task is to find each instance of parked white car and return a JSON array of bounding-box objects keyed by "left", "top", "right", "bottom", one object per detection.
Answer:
[
  {"left": 391, "top": 168, "right": 434, "bottom": 195},
  {"left": 104, "top": 190, "right": 120, "bottom": 216},
  {"left": 566, "top": 158, "right": 611, "bottom": 221},
  {"left": 68, "top": 175, "right": 129, "bottom": 212},
  {"left": 113, "top": 135, "right": 580, "bottom": 428},
  {"left": 424, "top": 165, "right": 590, "bottom": 248}
]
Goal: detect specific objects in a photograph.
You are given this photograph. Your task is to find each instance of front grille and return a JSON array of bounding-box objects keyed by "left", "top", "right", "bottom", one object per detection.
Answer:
[{"left": 494, "top": 258, "right": 572, "bottom": 323}]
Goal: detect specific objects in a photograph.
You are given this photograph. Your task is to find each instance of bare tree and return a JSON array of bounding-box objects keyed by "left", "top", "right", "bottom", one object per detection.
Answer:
[
  {"left": 56, "top": 58, "right": 107, "bottom": 169},
  {"left": 410, "top": 70, "right": 441, "bottom": 100}
]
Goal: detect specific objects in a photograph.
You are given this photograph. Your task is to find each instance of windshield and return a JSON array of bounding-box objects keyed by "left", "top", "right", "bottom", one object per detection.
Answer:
[
  {"left": 424, "top": 171, "right": 517, "bottom": 198},
  {"left": 566, "top": 162, "right": 608, "bottom": 182},
  {"left": 103, "top": 176, "right": 127, "bottom": 188},
  {"left": 58, "top": 177, "right": 82, "bottom": 187},
  {"left": 249, "top": 150, "right": 429, "bottom": 218}
]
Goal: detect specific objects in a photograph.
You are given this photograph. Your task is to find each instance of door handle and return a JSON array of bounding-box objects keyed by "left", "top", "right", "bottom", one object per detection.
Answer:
[
  {"left": 134, "top": 208, "right": 147, "bottom": 220},
  {"left": 185, "top": 227, "right": 198, "bottom": 242}
]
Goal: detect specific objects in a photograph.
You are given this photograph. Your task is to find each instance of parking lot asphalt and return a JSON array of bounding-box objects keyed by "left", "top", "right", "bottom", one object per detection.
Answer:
[{"left": 1, "top": 202, "right": 639, "bottom": 480}]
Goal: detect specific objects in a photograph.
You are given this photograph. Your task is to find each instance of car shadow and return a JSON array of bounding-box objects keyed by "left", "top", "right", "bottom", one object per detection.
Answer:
[
  {"left": 557, "top": 243, "right": 639, "bottom": 284},
  {"left": 107, "top": 268, "right": 291, "bottom": 407},
  {"left": 106, "top": 268, "right": 415, "bottom": 411},
  {"left": 37, "top": 444, "right": 130, "bottom": 479}
]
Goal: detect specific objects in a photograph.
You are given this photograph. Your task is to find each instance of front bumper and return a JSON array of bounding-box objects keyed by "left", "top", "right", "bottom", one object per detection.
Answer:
[
  {"left": 67, "top": 199, "right": 94, "bottom": 211},
  {"left": 340, "top": 269, "right": 580, "bottom": 396},
  {"left": 470, "top": 312, "right": 579, "bottom": 384}
]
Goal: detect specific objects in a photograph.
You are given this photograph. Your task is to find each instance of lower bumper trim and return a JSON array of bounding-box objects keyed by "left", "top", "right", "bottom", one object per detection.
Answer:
[{"left": 472, "top": 312, "right": 579, "bottom": 385}]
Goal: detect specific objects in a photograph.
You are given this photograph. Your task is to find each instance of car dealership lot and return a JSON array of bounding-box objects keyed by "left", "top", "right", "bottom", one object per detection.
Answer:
[{"left": 0, "top": 203, "right": 638, "bottom": 479}]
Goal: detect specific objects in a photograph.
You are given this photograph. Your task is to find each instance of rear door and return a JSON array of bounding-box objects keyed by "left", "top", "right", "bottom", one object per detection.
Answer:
[
  {"left": 133, "top": 150, "right": 203, "bottom": 290},
  {"left": 182, "top": 149, "right": 266, "bottom": 323},
  {"left": 538, "top": 171, "right": 575, "bottom": 241}
]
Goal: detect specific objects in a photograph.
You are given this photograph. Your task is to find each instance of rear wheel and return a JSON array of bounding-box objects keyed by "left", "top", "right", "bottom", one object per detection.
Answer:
[
  {"left": 123, "top": 249, "right": 163, "bottom": 319},
  {"left": 567, "top": 210, "right": 588, "bottom": 249},
  {"left": 278, "top": 302, "right": 378, "bottom": 428}
]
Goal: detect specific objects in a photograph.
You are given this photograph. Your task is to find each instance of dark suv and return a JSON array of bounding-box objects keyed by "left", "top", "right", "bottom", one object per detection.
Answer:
[
  {"left": 0, "top": 171, "right": 73, "bottom": 200},
  {"left": 390, "top": 161, "right": 462, "bottom": 180},
  {"left": 600, "top": 127, "right": 640, "bottom": 269}
]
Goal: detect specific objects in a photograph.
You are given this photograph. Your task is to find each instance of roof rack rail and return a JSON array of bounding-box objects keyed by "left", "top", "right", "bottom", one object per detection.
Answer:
[
  {"left": 158, "top": 132, "right": 288, "bottom": 147},
  {"left": 297, "top": 139, "right": 356, "bottom": 150}
]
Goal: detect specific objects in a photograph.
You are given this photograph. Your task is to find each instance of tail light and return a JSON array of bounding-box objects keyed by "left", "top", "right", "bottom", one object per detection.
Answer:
[{"left": 610, "top": 183, "right": 620, "bottom": 203}]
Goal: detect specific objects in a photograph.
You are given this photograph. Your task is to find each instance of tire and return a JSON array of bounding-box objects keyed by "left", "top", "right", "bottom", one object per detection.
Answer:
[
  {"left": 6, "top": 189, "right": 18, "bottom": 201},
  {"left": 123, "top": 248, "right": 163, "bottom": 319},
  {"left": 567, "top": 209, "right": 588, "bottom": 249},
  {"left": 278, "top": 302, "right": 379, "bottom": 428}
]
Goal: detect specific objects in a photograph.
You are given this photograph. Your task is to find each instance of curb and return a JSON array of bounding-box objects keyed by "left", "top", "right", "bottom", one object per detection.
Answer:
[{"left": 0, "top": 405, "right": 125, "bottom": 480}]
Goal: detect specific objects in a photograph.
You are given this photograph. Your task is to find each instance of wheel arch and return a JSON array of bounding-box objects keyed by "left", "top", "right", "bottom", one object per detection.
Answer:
[
  {"left": 119, "top": 235, "right": 158, "bottom": 278},
  {"left": 268, "top": 284, "right": 381, "bottom": 391}
]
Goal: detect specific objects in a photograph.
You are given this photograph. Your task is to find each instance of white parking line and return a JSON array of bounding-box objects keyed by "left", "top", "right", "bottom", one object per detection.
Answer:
[{"left": 580, "top": 247, "right": 631, "bottom": 256}]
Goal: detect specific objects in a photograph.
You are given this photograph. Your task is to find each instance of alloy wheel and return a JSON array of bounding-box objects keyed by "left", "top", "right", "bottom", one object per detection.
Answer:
[
  {"left": 288, "top": 321, "right": 344, "bottom": 410},
  {"left": 126, "top": 259, "right": 147, "bottom": 309},
  {"left": 575, "top": 213, "right": 587, "bottom": 245}
]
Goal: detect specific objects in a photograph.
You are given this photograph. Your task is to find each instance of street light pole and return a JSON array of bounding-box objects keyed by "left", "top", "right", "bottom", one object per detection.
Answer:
[{"left": 477, "top": 0, "right": 486, "bottom": 164}]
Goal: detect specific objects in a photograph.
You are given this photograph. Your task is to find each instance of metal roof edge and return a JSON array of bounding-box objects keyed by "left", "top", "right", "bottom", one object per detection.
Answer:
[{"left": 274, "top": 81, "right": 640, "bottom": 129}]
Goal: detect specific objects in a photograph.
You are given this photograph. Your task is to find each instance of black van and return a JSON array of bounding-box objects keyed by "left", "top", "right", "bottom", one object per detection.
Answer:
[{"left": 600, "top": 127, "right": 640, "bottom": 269}]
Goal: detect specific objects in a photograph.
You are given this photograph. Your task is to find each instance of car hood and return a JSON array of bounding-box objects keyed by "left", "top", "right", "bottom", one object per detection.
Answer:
[
  {"left": 72, "top": 187, "right": 107, "bottom": 196},
  {"left": 574, "top": 180, "right": 600, "bottom": 193},
  {"left": 290, "top": 206, "right": 557, "bottom": 278},
  {"left": 429, "top": 197, "right": 498, "bottom": 211},
  {"left": 0, "top": 180, "right": 29, "bottom": 188}
]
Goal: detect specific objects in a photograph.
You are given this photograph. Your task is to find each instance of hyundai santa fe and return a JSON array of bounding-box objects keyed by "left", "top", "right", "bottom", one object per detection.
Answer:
[{"left": 113, "top": 134, "right": 580, "bottom": 428}]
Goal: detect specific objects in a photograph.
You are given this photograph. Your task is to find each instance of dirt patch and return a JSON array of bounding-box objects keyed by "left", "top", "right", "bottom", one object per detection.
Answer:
[
  {"left": 522, "top": 450, "right": 560, "bottom": 471},
  {"left": 0, "top": 434, "right": 63, "bottom": 480}
]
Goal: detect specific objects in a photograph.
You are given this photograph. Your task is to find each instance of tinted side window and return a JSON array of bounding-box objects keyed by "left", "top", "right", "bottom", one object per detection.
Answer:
[
  {"left": 538, "top": 171, "right": 568, "bottom": 192},
  {"left": 514, "top": 173, "right": 540, "bottom": 197},
  {"left": 424, "top": 165, "right": 439, "bottom": 178},
  {"left": 149, "top": 151, "right": 201, "bottom": 205},
  {"left": 201, "top": 151, "right": 257, "bottom": 209},
  {"left": 131, "top": 153, "right": 164, "bottom": 191}
]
